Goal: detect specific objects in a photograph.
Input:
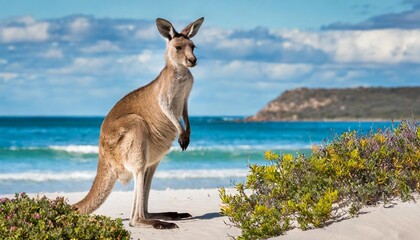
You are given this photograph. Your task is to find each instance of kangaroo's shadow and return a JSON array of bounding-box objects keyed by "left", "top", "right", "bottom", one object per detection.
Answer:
[
  {"left": 191, "top": 212, "right": 222, "bottom": 220},
  {"left": 121, "top": 212, "right": 222, "bottom": 222}
]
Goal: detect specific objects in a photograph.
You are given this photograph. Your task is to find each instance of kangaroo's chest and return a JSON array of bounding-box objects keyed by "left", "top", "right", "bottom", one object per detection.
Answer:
[{"left": 168, "top": 74, "right": 193, "bottom": 115}]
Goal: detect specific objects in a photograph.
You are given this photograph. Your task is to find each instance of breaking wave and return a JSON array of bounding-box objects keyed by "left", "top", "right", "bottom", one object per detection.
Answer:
[
  {"left": 3, "top": 143, "right": 311, "bottom": 155},
  {"left": 0, "top": 169, "right": 249, "bottom": 182}
]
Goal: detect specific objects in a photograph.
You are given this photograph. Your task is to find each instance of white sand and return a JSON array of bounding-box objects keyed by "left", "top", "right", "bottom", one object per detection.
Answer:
[
  {"left": 45, "top": 189, "right": 241, "bottom": 240},
  {"left": 6, "top": 189, "right": 420, "bottom": 239},
  {"left": 273, "top": 198, "right": 420, "bottom": 240}
]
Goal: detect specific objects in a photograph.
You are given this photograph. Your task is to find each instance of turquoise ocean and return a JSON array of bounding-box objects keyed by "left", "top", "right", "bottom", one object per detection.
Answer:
[{"left": 0, "top": 117, "right": 395, "bottom": 194}]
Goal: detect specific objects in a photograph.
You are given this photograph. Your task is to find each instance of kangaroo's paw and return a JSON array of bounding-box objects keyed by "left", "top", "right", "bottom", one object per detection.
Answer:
[
  {"left": 152, "top": 221, "right": 179, "bottom": 229},
  {"left": 148, "top": 211, "right": 192, "bottom": 220},
  {"left": 129, "top": 219, "right": 178, "bottom": 229}
]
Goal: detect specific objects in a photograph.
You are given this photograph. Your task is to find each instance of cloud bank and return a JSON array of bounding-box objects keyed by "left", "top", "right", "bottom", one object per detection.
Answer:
[
  {"left": 0, "top": 13, "right": 419, "bottom": 116},
  {"left": 323, "top": 4, "right": 420, "bottom": 30}
]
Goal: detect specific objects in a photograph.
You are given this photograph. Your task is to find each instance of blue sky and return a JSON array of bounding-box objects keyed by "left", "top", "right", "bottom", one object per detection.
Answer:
[{"left": 0, "top": 0, "right": 420, "bottom": 116}]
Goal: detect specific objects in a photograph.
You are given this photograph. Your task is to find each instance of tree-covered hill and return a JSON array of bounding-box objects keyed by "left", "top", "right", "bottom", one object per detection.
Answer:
[{"left": 246, "top": 87, "right": 420, "bottom": 121}]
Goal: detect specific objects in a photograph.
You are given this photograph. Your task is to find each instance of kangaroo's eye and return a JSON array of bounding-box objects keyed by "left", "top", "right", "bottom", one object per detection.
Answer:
[{"left": 175, "top": 46, "right": 182, "bottom": 51}]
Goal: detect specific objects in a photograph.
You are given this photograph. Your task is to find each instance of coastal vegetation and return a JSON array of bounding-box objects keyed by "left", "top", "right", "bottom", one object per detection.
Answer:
[
  {"left": 0, "top": 193, "right": 130, "bottom": 239},
  {"left": 220, "top": 120, "right": 420, "bottom": 239}
]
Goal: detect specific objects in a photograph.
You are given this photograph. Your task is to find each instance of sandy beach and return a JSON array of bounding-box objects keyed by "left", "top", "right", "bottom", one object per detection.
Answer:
[
  {"left": 42, "top": 189, "right": 241, "bottom": 239},
  {"left": 2, "top": 189, "right": 418, "bottom": 240}
]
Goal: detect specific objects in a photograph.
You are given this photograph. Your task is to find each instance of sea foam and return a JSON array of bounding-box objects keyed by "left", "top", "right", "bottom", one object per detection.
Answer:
[
  {"left": 0, "top": 169, "right": 249, "bottom": 182},
  {"left": 154, "top": 169, "right": 248, "bottom": 179},
  {"left": 48, "top": 145, "right": 98, "bottom": 154},
  {"left": 5, "top": 143, "right": 311, "bottom": 154},
  {"left": 0, "top": 171, "right": 95, "bottom": 182}
]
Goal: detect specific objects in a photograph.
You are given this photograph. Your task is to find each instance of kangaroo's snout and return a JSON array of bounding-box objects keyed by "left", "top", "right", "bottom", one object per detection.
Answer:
[{"left": 187, "top": 57, "right": 197, "bottom": 67}]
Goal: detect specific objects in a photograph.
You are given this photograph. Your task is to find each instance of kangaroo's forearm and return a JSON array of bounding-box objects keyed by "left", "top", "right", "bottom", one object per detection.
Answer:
[{"left": 182, "top": 104, "right": 190, "bottom": 133}]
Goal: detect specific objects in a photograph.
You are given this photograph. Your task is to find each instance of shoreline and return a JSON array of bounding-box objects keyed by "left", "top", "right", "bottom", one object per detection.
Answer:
[{"left": 3, "top": 189, "right": 420, "bottom": 239}]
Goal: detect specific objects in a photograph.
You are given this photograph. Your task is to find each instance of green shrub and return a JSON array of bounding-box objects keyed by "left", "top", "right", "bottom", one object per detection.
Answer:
[
  {"left": 0, "top": 193, "right": 130, "bottom": 239},
  {"left": 220, "top": 120, "right": 420, "bottom": 240}
]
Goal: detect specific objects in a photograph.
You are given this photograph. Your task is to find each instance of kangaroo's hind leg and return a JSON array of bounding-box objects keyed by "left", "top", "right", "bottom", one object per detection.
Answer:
[
  {"left": 123, "top": 123, "right": 177, "bottom": 229},
  {"left": 130, "top": 168, "right": 178, "bottom": 229},
  {"left": 143, "top": 163, "right": 192, "bottom": 220}
]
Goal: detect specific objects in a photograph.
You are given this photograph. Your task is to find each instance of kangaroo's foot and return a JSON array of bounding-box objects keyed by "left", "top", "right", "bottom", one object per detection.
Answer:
[
  {"left": 129, "top": 219, "right": 178, "bottom": 229},
  {"left": 148, "top": 212, "right": 192, "bottom": 220}
]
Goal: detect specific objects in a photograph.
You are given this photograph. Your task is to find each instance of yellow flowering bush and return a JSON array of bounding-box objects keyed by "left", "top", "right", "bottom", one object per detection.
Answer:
[{"left": 220, "top": 120, "right": 420, "bottom": 239}]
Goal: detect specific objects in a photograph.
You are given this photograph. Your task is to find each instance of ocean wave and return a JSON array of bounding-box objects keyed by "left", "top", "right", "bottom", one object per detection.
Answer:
[
  {"left": 0, "top": 169, "right": 249, "bottom": 182},
  {"left": 0, "top": 171, "right": 95, "bottom": 182},
  {"left": 155, "top": 169, "right": 248, "bottom": 179},
  {"left": 169, "top": 144, "right": 312, "bottom": 152},
  {"left": 48, "top": 145, "right": 98, "bottom": 154},
  {"left": 3, "top": 143, "right": 311, "bottom": 155},
  {"left": 4, "top": 145, "right": 98, "bottom": 154}
]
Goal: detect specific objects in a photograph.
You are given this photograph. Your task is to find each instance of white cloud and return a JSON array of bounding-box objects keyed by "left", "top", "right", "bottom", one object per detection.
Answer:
[
  {"left": 137, "top": 50, "right": 153, "bottom": 63},
  {"left": 42, "top": 48, "right": 64, "bottom": 59},
  {"left": 325, "top": 30, "right": 420, "bottom": 64},
  {"left": 116, "top": 50, "right": 165, "bottom": 76},
  {"left": 81, "top": 40, "right": 120, "bottom": 53},
  {"left": 46, "top": 51, "right": 165, "bottom": 80},
  {"left": 276, "top": 29, "right": 420, "bottom": 64},
  {"left": 69, "top": 17, "right": 90, "bottom": 34},
  {"left": 135, "top": 25, "right": 159, "bottom": 40},
  {"left": 214, "top": 38, "right": 256, "bottom": 56},
  {"left": 199, "top": 26, "right": 420, "bottom": 65},
  {"left": 47, "top": 76, "right": 95, "bottom": 87},
  {"left": 197, "top": 60, "right": 313, "bottom": 81},
  {"left": 263, "top": 63, "right": 313, "bottom": 80},
  {"left": 0, "top": 72, "right": 18, "bottom": 82},
  {"left": 0, "top": 59, "right": 8, "bottom": 64},
  {"left": 115, "top": 24, "right": 136, "bottom": 32},
  {"left": 306, "top": 68, "right": 368, "bottom": 85},
  {"left": 15, "top": 16, "right": 36, "bottom": 25},
  {"left": 47, "top": 57, "right": 112, "bottom": 75},
  {"left": 195, "top": 27, "right": 233, "bottom": 44},
  {"left": 0, "top": 17, "right": 49, "bottom": 43},
  {"left": 73, "top": 57, "right": 108, "bottom": 70}
]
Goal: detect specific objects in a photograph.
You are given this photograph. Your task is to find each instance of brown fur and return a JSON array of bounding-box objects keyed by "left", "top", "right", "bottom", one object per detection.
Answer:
[{"left": 73, "top": 17, "right": 204, "bottom": 229}]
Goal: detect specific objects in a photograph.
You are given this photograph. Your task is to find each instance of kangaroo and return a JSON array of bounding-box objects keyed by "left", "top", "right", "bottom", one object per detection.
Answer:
[{"left": 73, "top": 17, "right": 204, "bottom": 229}]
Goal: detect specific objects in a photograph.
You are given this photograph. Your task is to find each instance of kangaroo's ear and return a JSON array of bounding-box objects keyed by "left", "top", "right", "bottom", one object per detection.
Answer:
[
  {"left": 180, "top": 17, "right": 204, "bottom": 38},
  {"left": 156, "top": 18, "right": 178, "bottom": 40}
]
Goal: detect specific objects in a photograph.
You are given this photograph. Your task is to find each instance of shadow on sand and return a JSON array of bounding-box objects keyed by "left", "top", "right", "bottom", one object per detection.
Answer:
[
  {"left": 121, "top": 212, "right": 222, "bottom": 222},
  {"left": 191, "top": 212, "right": 222, "bottom": 220}
]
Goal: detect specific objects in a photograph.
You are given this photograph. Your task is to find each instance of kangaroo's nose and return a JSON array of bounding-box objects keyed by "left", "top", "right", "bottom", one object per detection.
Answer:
[{"left": 188, "top": 58, "right": 197, "bottom": 65}]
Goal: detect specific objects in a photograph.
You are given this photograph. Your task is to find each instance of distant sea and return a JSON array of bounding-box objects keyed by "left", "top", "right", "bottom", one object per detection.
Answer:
[{"left": 0, "top": 117, "right": 395, "bottom": 194}]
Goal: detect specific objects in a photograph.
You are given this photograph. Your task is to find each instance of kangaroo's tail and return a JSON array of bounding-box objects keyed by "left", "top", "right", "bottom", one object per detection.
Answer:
[{"left": 73, "top": 159, "right": 117, "bottom": 214}]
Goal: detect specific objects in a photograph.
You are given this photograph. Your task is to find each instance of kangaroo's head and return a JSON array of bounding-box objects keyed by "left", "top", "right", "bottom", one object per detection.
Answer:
[{"left": 156, "top": 17, "right": 204, "bottom": 68}]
